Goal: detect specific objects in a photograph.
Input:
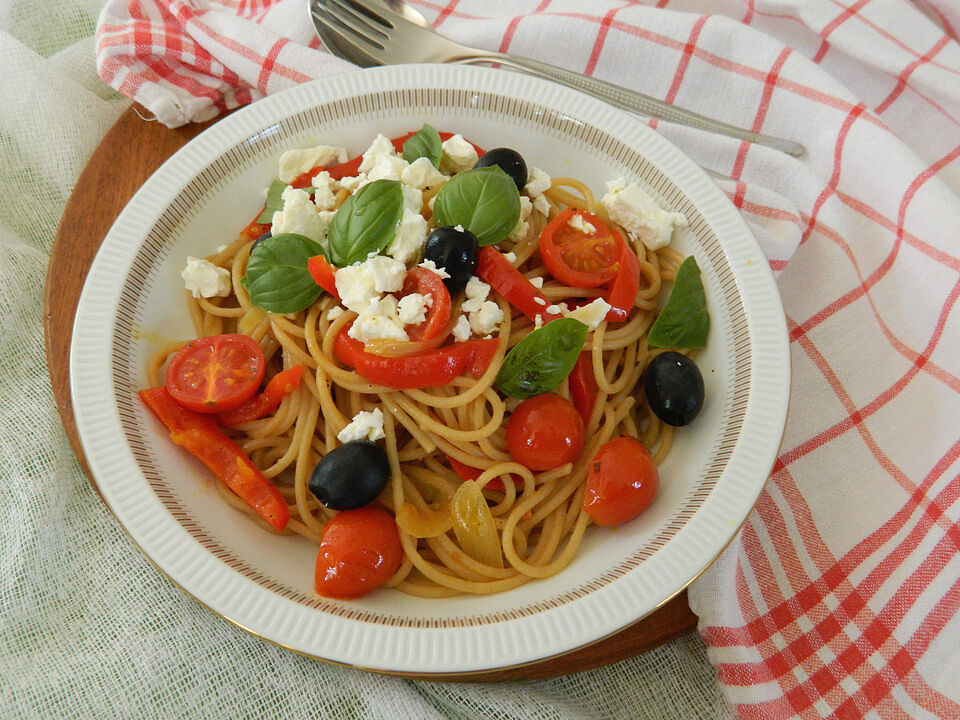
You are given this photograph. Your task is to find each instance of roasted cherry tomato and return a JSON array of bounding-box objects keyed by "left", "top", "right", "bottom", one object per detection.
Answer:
[
  {"left": 505, "top": 393, "right": 584, "bottom": 471},
  {"left": 314, "top": 507, "right": 403, "bottom": 599},
  {"left": 165, "top": 334, "right": 265, "bottom": 413},
  {"left": 398, "top": 267, "right": 452, "bottom": 342},
  {"left": 583, "top": 437, "right": 659, "bottom": 526},
  {"left": 568, "top": 352, "right": 598, "bottom": 424},
  {"left": 603, "top": 231, "right": 640, "bottom": 322},
  {"left": 215, "top": 365, "right": 303, "bottom": 426},
  {"left": 539, "top": 208, "right": 620, "bottom": 288}
]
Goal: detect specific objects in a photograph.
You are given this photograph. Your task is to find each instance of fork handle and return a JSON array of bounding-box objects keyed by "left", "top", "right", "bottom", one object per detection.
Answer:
[{"left": 454, "top": 52, "right": 804, "bottom": 158}]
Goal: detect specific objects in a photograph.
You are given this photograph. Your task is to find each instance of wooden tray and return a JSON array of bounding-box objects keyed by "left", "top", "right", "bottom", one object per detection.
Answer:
[{"left": 44, "top": 105, "right": 698, "bottom": 681}]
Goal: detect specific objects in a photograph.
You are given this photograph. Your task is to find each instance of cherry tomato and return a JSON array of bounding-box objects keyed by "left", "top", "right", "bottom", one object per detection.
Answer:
[
  {"left": 505, "top": 393, "right": 585, "bottom": 471},
  {"left": 568, "top": 352, "right": 598, "bottom": 424},
  {"left": 583, "top": 437, "right": 659, "bottom": 526},
  {"left": 165, "top": 334, "right": 265, "bottom": 413},
  {"left": 397, "top": 267, "right": 452, "bottom": 342},
  {"left": 315, "top": 507, "right": 403, "bottom": 599},
  {"left": 539, "top": 208, "right": 620, "bottom": 288}
]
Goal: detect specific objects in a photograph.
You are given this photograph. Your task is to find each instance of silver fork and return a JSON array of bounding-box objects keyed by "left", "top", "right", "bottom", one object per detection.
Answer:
[{"left": 309, "top": 0, "right": 804, "bottom": 158}]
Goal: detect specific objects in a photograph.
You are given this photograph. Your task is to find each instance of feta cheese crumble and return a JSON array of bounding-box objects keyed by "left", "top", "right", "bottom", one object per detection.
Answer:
[
  {"left": 600, "top": 177, "right": 688, "bottom": 250},
  {"left": 462, "top": 277, "right": 491, "bottom": 313},
  {"left": 311, "top": 170, "right": 339, "bottom": 211},
  {"left": 401, "top": 157, "right": 449, "bottom": 189},
  {"left": 451, "top": 315, "right": 472, "bottom": 342},
  {"left": 503, "top": 251, "right": 517, "bottom": 263},
  {"left": 387, "top": 209, "right": 429, "bottom": 264},
  {"left": 469, "top": 301, "right": 503, "bottom": 335},
  {"left": 181, "top": 257, "right": 231, "bottom": 299},
  {"left": 524, "top": 166, "right": 552, "bottom": 197},
  {"left": 418, "top": 260, "right": 451, "bottom": 279},
  {"left": 564, "top": 298, "right": 611, "bottom": 330},
  {"left": 348, "top": 295, "right": 408, "bottom": 343},
  {"left": 508, "top": 196, "right": 533, "bottom": 242},
  {"left": 335, "top": 255, "right": 406, "bottom": 313},
  {"left": 532, "top": 193, "right": 551, "bottom": 216},
  {"left": 529, "top": 276, "right": 544, "bottom": 288},
  {"left": 278, "top": 145, "right": 347, "bottom": 184},
  {"left": 337, "top": 408, "right": 385, "bottom": 443},
  {"left": 568, "top": 213, "right": 596, "bottom": 235},
  {"left": 440, "top": 134, "right": 478, "bottom": 174},
  {"left": 397, "top": 292, "right": 433, "bottom": 325},
  {"left": 358, "top": 133, "right": 396, "bottom": 173},
  {"left": 327, "top": 306, "right": 345, "bottom": 320},
  {"left": 534, "top": 296, "right": 547, "bottom": 306},
  {"left": 271, "top": 186, "right": 334, "bottom": 247}
]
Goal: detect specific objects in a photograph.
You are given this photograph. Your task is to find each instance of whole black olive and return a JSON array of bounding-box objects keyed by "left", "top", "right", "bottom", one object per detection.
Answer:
[
  {"left": 474, "top": 148, "right": 527, "bottom": 191},
  {"left": 251, "top": 230, "right": 272, "bottom": 251},
  {"left": 643, "top": 351, "right": 705, "bottom": 427},
  {"left": 308, "top": 440, "right": 390, "bottom": 510},
  {"left": 422, "top": 226, "right": 479, "bottom": 293}
]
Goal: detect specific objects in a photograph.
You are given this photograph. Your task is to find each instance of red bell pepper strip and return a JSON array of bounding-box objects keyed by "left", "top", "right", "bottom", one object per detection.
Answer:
[
  {"left": 241, "top": 219, "right": 271, "bottom": 239},
  {"left": 568, "top": 352, "right": 598, "bottom": 424},
  {"left": 447, "top": 455, "right": 526, "bottom": 491},
  {"left": 476, "top": 246, "right": 555, "bottom": 324},
  {"left": 603, "top": 231, "right": 641, "bottom": 322},
  {"left": 334, "top": 323, "right": 498, "bottom": 389},
  {"left": 307, "top": 255, "right": 340, "bottom": 299},
  {"left": 215, "top": 365, "right": 304, "bottom": 426},
  {"left": 139, "top": 387, "right": 289, "bottom": 531}
]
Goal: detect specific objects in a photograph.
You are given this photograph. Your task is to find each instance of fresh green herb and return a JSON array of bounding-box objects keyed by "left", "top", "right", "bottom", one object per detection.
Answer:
[
  {"left": 648, "top": 256, "right": 710, "bottom": 348},
  {"left": 495, "top": 318, "right": 589, "bottom": 399},
  {"left": 255, "top": 180, "right": 287, "bottom": 223},
  {"left": 433, "top": 166, "right": 520, "bottom": 246},
  {"left": 326, "top": 179, "right": 404, "bottom": 267},
  {"left": 241, "top": 233, "right": 325, "bottom": 313},
  {"left": 402, "top": 124, "right": 443, "bottom": 168}
]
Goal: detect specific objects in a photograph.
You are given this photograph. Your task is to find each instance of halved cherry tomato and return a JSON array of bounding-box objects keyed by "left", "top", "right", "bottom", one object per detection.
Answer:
[
  {"left": 447, "top": 455, "right": 524, "bottom": 491},
  {"left": 583, "top": 436, "right": 659, "bottom": 526},
  {"left": 476, "top": 246, "right": 553, "bottom": 324},
  {"left": 398, "top": 267, "right": 451, "bottom": 342},
  {"left": 334, "top": 323, "right": 498, "bottom": 389},
  {"left": 139, "top": 387, "right": 289, "bottom": 530},
  {"left": 603, "top": 231, "right": 641, "bottom": 322},
  {"left": 215, "top": 365, "right": 304, "bottom": 426},
  {"left": 568, "top": 352, "right": 598, "bottom": 424},
  {"left": 165, "top": 334, "right": 265, "bottom": 413},
  {"left": 505, "top": 393, "right": 584, "bottom": 471},
  {"left": 307, "top": 254, "right": 340, "bottom": 299},
  {"left": 539, "top": 208, "right": 620, "bottom": 288},
  {"left": 315, "top": 507, "right": 403, "bottom": 599}
]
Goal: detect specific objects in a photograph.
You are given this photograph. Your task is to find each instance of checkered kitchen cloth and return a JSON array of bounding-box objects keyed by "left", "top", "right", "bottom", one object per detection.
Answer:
[{"left": 94, "top": 1, "right": 960, "bottom": 717}]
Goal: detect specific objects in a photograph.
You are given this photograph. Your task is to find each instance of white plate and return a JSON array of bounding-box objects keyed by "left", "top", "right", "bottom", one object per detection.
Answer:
[{"left": 70, "top": 64, "right": 789, "bottom": 675}]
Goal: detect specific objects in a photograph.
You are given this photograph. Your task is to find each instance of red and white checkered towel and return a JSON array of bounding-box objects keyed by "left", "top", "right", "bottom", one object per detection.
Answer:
[{"left": 95, "top": 1, "right": 960, "bottom": 717}]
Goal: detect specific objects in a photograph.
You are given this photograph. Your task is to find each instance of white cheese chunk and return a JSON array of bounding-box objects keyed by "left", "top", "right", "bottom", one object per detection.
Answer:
[
  {"left": 310, "top": 170, "right": 339, "bottom": 211},
  {"left": 418, "top": 260, "right": 451, "bottom": 279},
  {"left": 334, "top": 255, "right": 407, "bottom": 313},
  {"left": 271, "top": 186, "right": 334, "bottom": 247},
  {"left": 440, "top": 134, "right": 478, "bottom": 175},
  {"left": 367, "top": 153, "right": 409, "bottom": 183},
  {"left": 462, "top": 276, "right": 491, "bottom": 313},
  {"left": 469, "top": 300, "right": 503, "bottom": 335},
  {"left": 387, "top": 208, "right": 429, "bottom": 264},
  {"left": 181, "top": 257, "right": 231, "bottom": 299},
  {"left": 564, "top": 298, "right": 611, "bottom": 330},
  {"left": 568, "top": 213, "right": 596, "bottom": 235},
  {"left": 524, "top": 166, "right": 551, "bottom": 196},
  {"left": 529, "top": 276, "right": 544, "bottom": 288},
  {"left": 358, "top": 133, "right": 396, "bottom": 173},
  {"left": 397, "top": 292, "right": 433, "bottom": 325},
  {"left": 503, "top": 251, "right": 517, "bottom": 263},
  {"left": 348, "top": 295, "right": 409, "bottom": 343},
  {"left": 337, "top": 408, "right": 385, "bottom": 443},
  {"left": 600, "top": 177, "right": 688, "bottom": 250},
  {"left": 532, "top": 193, "right": 551, "bottom": 216},
  {"left": 402, "top": 185, "right": 423, "bottom": 214},
  {"left": 402, "top": 157, "right": 449, "bottom": 189},
  {"left": 339, "top": 174, "right": 365, "bottom": 193},
  {"left": 533, "top": 296, "right": 546, "bottom": 306},
  {"left": 327, "top": 305, "right": 345, "bottom": 320},
  {"left": 546, "top": 304, "right": 566, "bottom": 315},
  {"left": 278, "top": 145, "right": 347, "bottom": 184},
  {"left": 451, "top": 314, "right": 472, "bottom": 342},
  {"left": 507, "top": 195, "right": 534, "bottom": 242}
]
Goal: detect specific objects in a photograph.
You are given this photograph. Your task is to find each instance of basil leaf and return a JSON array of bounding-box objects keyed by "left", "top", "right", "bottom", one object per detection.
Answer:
[
  {"left": 255, "top": 180, "right": 287, "bottom": 223},
  {"left": 241, "top": 233, "right": 325, "bottom": 313},
  {"left": 433, "top": 166, "right": 520, "bottom": 246},
  {"left": 495, "top": 318, "right": 589, "bottom": 399},
  {"left": 402, "top": 124, "right": 442, "bottom": 168},
  {"left": 648, "top": 256, "right": 710, "bottom": 349},
  {"left": 327, "top": 179, "right": 404, "bottom": 267}
]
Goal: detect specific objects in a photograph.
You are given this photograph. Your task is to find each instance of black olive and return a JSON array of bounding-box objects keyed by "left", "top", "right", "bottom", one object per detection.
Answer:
[
  {"left": 642, "top": 351, "right": 705, "bottom": 427},
  {"left": 308, "top": 440, "right": 390, "bottom": 511},
  {"left": 474, "top": 148, "right": 527, "bottom": 191},
  {"left": 251, "top": 230, "right": 271, "bottom": 251},
  {"left": 422, "top": 226, "right": 479, "bottom": 293}
]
